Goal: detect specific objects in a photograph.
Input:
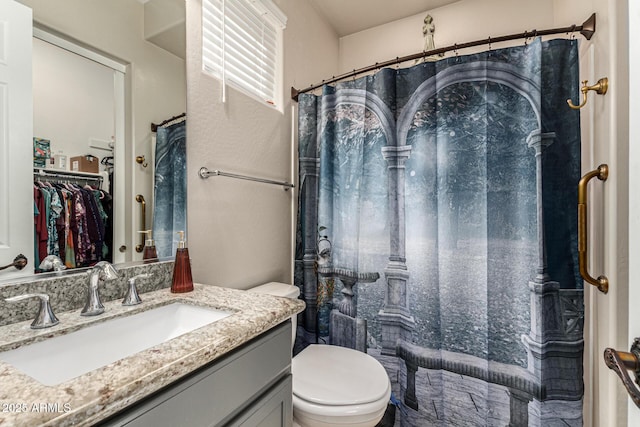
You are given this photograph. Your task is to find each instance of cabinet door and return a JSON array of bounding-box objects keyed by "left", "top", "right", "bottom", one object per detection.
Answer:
[
  {"left": 0, "top": 1, "right": 34, "bottom": 279},
  {"left": 227, "top": 375, "right": 292, "bottom": 427}
]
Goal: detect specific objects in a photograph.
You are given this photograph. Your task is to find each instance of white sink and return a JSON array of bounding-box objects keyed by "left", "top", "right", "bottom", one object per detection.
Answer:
[{"left": 0, "top": 303, "right": 232, "bottom": 386}]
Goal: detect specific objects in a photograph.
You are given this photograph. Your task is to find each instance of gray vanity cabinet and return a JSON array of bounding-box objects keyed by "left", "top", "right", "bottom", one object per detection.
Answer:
[{"left": 100, "top": 321, "right": 293, "bottom": 427}]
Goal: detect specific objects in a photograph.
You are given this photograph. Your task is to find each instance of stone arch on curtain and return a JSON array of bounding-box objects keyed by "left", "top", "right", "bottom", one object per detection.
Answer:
[{"left": 306, "top": 61, "right": 547, "bottom": 356}]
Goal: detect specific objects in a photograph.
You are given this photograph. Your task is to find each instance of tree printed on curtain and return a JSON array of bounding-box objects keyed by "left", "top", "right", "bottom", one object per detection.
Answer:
[{"left": 295, "top": 39, "right": 583, "bottom": 426}]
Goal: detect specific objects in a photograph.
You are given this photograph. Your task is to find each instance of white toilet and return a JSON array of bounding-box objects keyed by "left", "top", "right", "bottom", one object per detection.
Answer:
[{"left": 249, "top": 282, "right": 391, "bottom": 427}]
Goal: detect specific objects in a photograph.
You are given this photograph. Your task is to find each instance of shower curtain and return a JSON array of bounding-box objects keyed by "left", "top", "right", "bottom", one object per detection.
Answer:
[
  {"left": 295, "top": 39, "right": 583, "bottom": 426},
  {"left": 153, "top": 120, "right": 187, "bottom": 258}
]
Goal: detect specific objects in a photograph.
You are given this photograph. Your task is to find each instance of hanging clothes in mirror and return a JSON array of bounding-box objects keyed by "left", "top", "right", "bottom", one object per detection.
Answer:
[{"left": 33, "top": 172, "right": 112, "bottom": 271}]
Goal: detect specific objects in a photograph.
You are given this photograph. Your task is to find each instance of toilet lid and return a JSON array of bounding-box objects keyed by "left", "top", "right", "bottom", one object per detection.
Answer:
[
  {"left": 292, "top": 345, "right": 390, "bottom": 406},
  {"left": 249, "top": 282, "right": 300, "bottom": 299}
]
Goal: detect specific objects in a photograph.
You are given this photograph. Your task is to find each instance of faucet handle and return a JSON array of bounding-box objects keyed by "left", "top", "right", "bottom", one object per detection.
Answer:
[
  {"left": 123, "top": 273, "right": 152, "bottom": 306},
  {"left": 93, "top": 261, "right": 120, "bottom": 280},
  {"left": 5, "top": 294, "right": 59, "bottom": 329}
]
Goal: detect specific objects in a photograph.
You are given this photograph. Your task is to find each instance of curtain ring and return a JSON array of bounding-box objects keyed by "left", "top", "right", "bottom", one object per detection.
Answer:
[
  {"left": 488, "top": 36, "right": 491, "bottom": 51},
  {"left": 566, "top": 25, "right": 576, "bottom": 40}
]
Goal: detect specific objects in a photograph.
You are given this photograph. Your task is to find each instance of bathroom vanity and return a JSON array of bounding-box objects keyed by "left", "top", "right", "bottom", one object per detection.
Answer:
[
  {"left": 0, "top": 283, "right": 304, "bottom": 426},
  {"left": 102, "top": 321, "right": 293, "bottom": 426}
]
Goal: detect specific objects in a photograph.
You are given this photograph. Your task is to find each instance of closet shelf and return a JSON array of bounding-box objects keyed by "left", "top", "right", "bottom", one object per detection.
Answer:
[{"left": 34, "top": 167, "right": 104, "bottom": 179}]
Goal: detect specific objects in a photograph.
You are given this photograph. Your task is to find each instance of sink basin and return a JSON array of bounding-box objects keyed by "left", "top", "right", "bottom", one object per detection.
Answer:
[{"left": 0, "top": 303, "right": 232, "bottom": 386}]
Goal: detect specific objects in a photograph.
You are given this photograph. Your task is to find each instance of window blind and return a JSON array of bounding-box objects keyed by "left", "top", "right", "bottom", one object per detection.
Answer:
[{"left": 202, "top": 0, "right": 286, "bottom": 107}]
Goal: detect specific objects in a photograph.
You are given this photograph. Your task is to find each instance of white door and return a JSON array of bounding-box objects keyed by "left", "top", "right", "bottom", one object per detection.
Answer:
[
  {"left": 0, "top": 1, "right": 34, "bottom": 280},
  {"left": 628, "top": 1, "right": 640, "bottom": 424}
]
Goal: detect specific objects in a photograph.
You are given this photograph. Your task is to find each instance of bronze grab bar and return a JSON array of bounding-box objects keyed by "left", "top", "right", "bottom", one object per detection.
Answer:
[
  {"left": 578, "top": 164, "right": 609, "bottom": 293},
  {"left": 0, "top": 254, "right": 28, "bottom": 271},
  {"left": 604, "top": 338, "right": 640, "bottom": 408},
  {"left": 135, "top": 195, "right": 146, "bottom": 253}
]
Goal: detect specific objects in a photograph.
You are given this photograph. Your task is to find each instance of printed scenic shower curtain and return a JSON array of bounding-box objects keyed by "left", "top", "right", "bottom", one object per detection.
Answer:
[
  {"left": 295, "top": 39, "right": 583, "bottom": 426},
  {"left": 153, "top": 120, "right": 187, "bottom": 258}
]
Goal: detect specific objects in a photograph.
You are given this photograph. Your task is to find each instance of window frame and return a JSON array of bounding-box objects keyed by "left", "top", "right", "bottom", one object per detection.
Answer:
[{"left": 202, "top": 0, "right": 286, "bottom": 111}]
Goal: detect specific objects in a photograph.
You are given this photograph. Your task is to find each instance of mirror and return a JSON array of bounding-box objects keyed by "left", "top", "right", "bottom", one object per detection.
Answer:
[
  {"left": 3, "top": 0, "right": 186, "bottom": 281},
  {"left": 32, "top": 32, "right": 119, "bottom": 273}
]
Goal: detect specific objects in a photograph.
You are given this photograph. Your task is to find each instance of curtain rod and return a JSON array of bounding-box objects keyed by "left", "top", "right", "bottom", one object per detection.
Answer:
[
  {"left": 291, "top": 13, "right": 596, "bottom": 102},
  {"left": 151, "top": 112, "right": 186, "bottom": 132}
]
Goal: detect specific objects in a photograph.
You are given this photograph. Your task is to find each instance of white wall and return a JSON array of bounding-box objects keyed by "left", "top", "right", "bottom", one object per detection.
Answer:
[
  {"left": 186, "top": 0, "right": 339, "bottom": 288},
  {"left": 19, "top": 0, "right": 186, "bottom": 262},
  {"left": 339, "top": 0, "right": 632, "bottom": 425},
  {"left": 339, "top": 0, "right": 555, "bottom": 73}
]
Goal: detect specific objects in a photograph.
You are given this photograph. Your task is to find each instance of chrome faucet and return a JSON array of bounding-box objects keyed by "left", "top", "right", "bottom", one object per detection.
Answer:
[
  {"left": 81, "top": 261, "right": 119, "bottom": 316},
  {"left": 5, "top": 293, "right": 59, "bottom": 329}
]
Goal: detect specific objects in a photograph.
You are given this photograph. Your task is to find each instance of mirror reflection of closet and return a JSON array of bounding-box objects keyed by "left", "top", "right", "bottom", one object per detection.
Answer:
[{"left": 32, "top": 28, "right": 125, "bottom": 273}]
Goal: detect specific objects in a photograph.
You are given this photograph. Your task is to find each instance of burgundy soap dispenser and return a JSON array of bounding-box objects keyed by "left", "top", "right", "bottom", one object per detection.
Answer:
[
  {"left": 171, "top": 231, "right": 194, "bottom": 293},
  {"left": 139, "top": 229, "right": 158, "bottom": 262}
]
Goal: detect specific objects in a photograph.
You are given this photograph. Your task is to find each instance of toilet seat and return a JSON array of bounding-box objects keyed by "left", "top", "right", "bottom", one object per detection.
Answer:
[
  {"left": 292, "top": 392, "right": 390, "bottom": 427},
  {"left": 292, "top": 345, "right": 391, "bottom": 427}
]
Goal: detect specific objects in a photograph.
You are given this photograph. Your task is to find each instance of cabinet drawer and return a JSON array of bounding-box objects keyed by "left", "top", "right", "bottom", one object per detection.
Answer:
[
  {"left": 227, "top": 374, "right": 292, "bottom": 427},
  {"left": 101, "top": 321, "right": 291, "bottom": 427}
]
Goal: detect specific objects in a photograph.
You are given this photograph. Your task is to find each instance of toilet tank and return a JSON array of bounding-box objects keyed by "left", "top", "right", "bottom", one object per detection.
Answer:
[
  {"left": 249, "top": 282, "right": 300, "bottom": 299},
  {"left": 248, "top": 282, "right": 299, "bottom": 350}
]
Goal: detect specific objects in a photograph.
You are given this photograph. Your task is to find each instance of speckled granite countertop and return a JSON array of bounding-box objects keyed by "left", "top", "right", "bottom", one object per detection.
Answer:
[{"left": 0, "top": 284, "right": 304, "bottom": 427}]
